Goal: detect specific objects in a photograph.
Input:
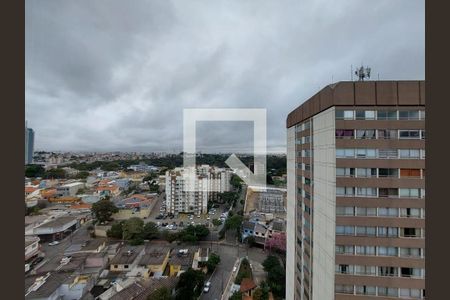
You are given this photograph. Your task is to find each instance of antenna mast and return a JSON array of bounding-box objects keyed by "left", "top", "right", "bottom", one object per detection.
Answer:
[{"left": 354, "top": 65, "right": 371, "bottom": 81}]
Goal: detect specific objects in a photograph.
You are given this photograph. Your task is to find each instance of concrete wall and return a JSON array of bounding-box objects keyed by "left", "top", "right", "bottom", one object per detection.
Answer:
[
  {"left": 311, "top": 107, "right": 336, "bottom": 300},
  {"left": 286, "top": 126, "right": 297, "bottom": 300}
]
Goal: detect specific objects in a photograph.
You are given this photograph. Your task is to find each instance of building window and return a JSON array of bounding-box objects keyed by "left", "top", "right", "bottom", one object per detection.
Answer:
[
  {"left": 356, "top": 187, "right": 377, "bottom": 197},
  {"left": 355, "top": 286, "right": 376, "bottom": 296},
  {"left": 399, "top": 130, "right": 421, "bottom": 139},
  {"left": 336, "top": 245, "right": 354, "bottom": 255},
  {"left": 336, "top": 167, "right": 355, "bottom": 177},
  {"left": 400, "top": 247, "right": 422, "bottom": 258},
  {"left": 355, "top": 110, "right": 376, "bottom": 120},
  {"left": 378, "top": 149, "right": 398, "bottom": 159},
  {"left": 377, "top": 129, "right": 397, "bottom": 139},
  {"left": 355, "top": 245, "right": 376, "bottom": 256},
  {"left": 377, "top": 227, "right": 398, "bottom": 237},
  {"left": 356, "top": 226, "right": 376, "bottom": 236},
  {"left": 400, "top": 168, "right": 421, "bottom": 178},
  {"left": 355, "top": 129, "right": 376, "bottom": 139},
  {"left": 336, "top": 225, "right": 355, "bottom": 235},
  {"left": 377, "top": 110, "right": 397, "bottom": 120},
  {"left": 421, "top": 130, "right": 425, "bottom": 139},
  {"left": 354, "top": 265, "right": 376, "bottom": 276},
  {"left": 336, "top": 187, "right": 355, "bottom": 196},
  {"left": 336, "top": 110, "right": 354, "bottom": 120},
  {"left": 401, "top": 227, "right": 421, "bottom": 238},
  {"left": 399, "top": 149, "right": 420, "bottom": 159},
  {"left": 335, "top": 284, "right": 354, "bottom": 294},
  {"left": 378, "top": 208, "right": 398, "bottom": 217},
  {"left": 400, "top": 288, "right": 422, "bottom": 299},
  {"left": 356, "top": 207, "right": 376, "bottom": 216},
  {"left": 378, "top": 168, "right": 398, "bottom": 177},
  {"left": 401, "top": 267, "right": 423, "bottom": 278},
  {"left": 420, "top": 110, "right": 426, "bottom": 120},
  {"left": 356, "top": 168, "right": 376, "bottom": 178},
  {"left": 336, "top": 149, "right": 355, "bottom": 158},
  {"left": 356, "top": 148, "right": 376, "bottom": 158},
  {"left": 400, "top": 208, "right": 421, "bottom": 218},
  {"left": 378, "top": 188, "right": 399, "bottom": 198},
  {"left": 378, "top": 246, "right": 398, "bottom": 256},
  {"left": 379, "top": 266, "right": 398, "bottom": 277},
  {"left": 399, "top": 110, "right": 420, "bottom": 120},
  {"left": 399, "top": 188, "right": 420, "bottom": 198},
  {"left": 336, "top": 264, "right": 353, "bottom": 274},
  {"left": 378, "top": 287, "right": 399, "bottom": 297},
  {"left": 335, "top": 129, "right": 354, "bottom": 139},
  {"left": 336, "top": 206, "right": 354, "bottom": 216}
]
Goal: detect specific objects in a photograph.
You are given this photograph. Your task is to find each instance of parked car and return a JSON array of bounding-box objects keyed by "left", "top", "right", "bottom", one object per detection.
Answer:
[
  {"left": 48, "top": 241, "right": 60, "bottom": 246},
  {"left": 31, "top": 256, "right": 44, "bottom": 267},
  {"left": 203, "top": 281, "right": 211, "bottom": 293}
]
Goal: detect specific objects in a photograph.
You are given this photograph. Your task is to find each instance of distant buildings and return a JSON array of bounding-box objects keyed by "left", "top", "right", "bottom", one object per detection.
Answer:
[
  {"left": 165, "top": 165, "right": 232, "bottom": 215},
  {"left": 25, "top": 121, "right": 35, "bottom": 165}
]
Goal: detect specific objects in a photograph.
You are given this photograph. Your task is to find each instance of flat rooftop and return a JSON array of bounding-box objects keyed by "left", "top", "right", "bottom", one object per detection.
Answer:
[
  {"left": 35, "top": 216, "right": 77, "bottom": 229},
  {"left": 139, "top": 247, "right": 170, "bottom": 266},
  {"left": 110, "top": 245, "right": 144, "bottom": 265}
]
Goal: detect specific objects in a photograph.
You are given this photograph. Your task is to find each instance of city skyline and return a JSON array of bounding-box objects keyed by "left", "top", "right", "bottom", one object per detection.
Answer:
[{"left": 26, "top": 0, "right": 424, "bottom": 153}]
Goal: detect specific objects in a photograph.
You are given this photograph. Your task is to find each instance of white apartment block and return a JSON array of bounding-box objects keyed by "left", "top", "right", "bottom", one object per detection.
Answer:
[{"left": 165, "top": 165, "right": 232, "bottom": 215}]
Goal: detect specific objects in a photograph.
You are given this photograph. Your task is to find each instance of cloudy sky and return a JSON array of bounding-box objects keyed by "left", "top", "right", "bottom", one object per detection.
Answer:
[{"left": 25, "top": 0, "right": 424, "bottom": 153}]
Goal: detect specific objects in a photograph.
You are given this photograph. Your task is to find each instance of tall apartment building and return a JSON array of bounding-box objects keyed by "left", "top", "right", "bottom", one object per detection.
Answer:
[
  {"left": 286, "top": 81, "right": 425, "bottom": 300},
  {"left": 25, "top": 121, "right": 35, "bottom": 165},
  {"left": 165, "top": 165, "right": 231, "bottom": 215}
]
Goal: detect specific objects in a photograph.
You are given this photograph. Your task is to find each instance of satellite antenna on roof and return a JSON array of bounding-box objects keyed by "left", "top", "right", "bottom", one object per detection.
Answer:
[{"left": 355, "top": 65, "right": 371, "bottom": 81}]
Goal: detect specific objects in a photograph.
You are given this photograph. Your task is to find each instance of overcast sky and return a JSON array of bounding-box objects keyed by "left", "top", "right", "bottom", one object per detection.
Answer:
[{"left": 25, "top": 0, "right": 424, "bottom": 153}]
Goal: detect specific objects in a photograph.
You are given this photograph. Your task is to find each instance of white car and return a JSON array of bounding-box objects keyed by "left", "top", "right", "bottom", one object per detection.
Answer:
[
  {"left": 207, "top": 216, "right": 210, "bottom": 220},
  {"left": 48, "top": 241, "right": 60, "bottom": 246},
  {"left": 203, "top": 281, "right": 211, "bottom": 293},
  {"left": 233, "top": 266, "right": 237, "bottom": 272}
]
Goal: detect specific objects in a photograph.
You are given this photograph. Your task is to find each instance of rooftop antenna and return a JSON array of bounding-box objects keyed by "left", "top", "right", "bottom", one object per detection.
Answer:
[
  {"left": 351, "top": 65, "right": 354, "bottom": 81},
  {"left": 354, "top": 65, "right": 371, "bottom": 81}
]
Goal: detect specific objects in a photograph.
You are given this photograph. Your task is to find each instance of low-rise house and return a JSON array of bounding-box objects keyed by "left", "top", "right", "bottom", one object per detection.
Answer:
[
  {"left": 168, "top": 247, "right": 195, "bottom": 276},
  {"left": 32, "top": 216, "right": 79, "bottom": 242},
  {"left": 57, "top": 182, "right": 85, "bottom": 197},
  {"left": 112, "top": 194, "right": 157, "bottom": 220},
  {"left": 239, "top": 278, "right": 257, "bottom": 297},
  {"left": 109, "top": 277, "right": 178, "bottom": 300},
  {"left": 138, "top": 246, "right": 171, "bottom": 278},
  {"left": 25, "top": 236, "right": 41, "bottom": 261},
  {"left": 110, "top": 245, "right": 145, "bottom": 272},
  {"left": 64, "top": 239, "right": 107, "bottom": 256}
]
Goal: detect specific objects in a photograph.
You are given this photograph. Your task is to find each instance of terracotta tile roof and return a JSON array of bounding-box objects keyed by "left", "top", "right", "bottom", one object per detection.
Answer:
[
  {"left": 240, "top": 278, "right": 256, "bottom": 292},
  {"left": 25, "top": 186, "right": 38, "bottom": 193},
  {"left": 70, "top": 203, "right": 92, "bottom": 210}
]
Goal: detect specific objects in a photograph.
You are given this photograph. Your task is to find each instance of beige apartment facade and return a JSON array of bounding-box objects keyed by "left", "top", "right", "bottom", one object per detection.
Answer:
[{"left": 286, "top": 81, "right": 425, "bottom": 300}]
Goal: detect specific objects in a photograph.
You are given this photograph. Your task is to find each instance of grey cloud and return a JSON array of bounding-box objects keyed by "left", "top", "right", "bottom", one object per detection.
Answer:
[{"left": 26, "top": 0, "right": 424, "bottom": 153}]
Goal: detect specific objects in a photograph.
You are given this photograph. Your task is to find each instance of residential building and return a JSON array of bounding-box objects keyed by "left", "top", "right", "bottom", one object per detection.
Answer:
[
  {"left": 168, "top": 247, "right": 195, "bottom": 276},
  {"left": 138, "top": 246, "right": 171, "bottom": 278},
  {"left": 110, "top": 245, "right": 145, "bottom": 272},
  {"left": 56, "top": 182, "right": 85, "bottom": 197},
  {"left": 25, "top": 121, "right": 35, "bottom": 165},
  {"left": 25, "top": 236, "right": 41, "bottom": 261},
  {"left": 31, "top": 216, "right": 79, "bottom": 241},
  {"left": 286, "top": 81, "right": 425, "bottom": 300},
  {"left": 165, "top": 165, "right": 232, "bottom": 215}
]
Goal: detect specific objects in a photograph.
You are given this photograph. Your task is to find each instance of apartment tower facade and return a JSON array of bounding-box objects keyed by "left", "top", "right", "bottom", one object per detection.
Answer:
[{"left": 286, "top": 81, "right": 425, "bottom": 300}]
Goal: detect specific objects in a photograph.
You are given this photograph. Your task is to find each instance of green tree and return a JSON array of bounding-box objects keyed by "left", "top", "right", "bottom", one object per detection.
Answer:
[
  {"left": 230, "top": 174, "right": 243, "bottom": 190},
  {"left": 229, "top": 291, "right": 243, "bottom": 300},
  {"left": 143, "top": 222, "right": 159, "bottom": 240},
  {"left": 252, "top": 282, "right": 270, "bottom": 300},
  {"left": 224, "top": 215, "right": 243, "bottom": 230},
  {"left": 107, "top": 221, "right": 124, "bottom": 239},
  {"left": 212, "top": 218, "right": 222, "bottom": 226},
  {"left": 175, "top": 268, "right": 205, "bottom": 300},
  {"left": 149, "top": 287, "right": 171, "bottom": 300},
  {"left": 122, "top": 217, "right": 144, "bottom": 241},
  {"left": 206, "top": 253, "right": 221, "bottom": 273},
  {"left": 178, "top": 225, "right": 210, "bottom": 242},
  {"left": 75, "top": 171, "right": 90, "bottom": 179},
  {"left": 25, "top": 165, "right": 45, "bottom": 178},
  {"left": 91, "top": 199, "right": 118, "bottom": 223},
  {"left": 43, "top": 168, "right": 67, "bottom": 179},
  {"left": 262, "top": 255, "right": 285, "bottom": 299}
]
